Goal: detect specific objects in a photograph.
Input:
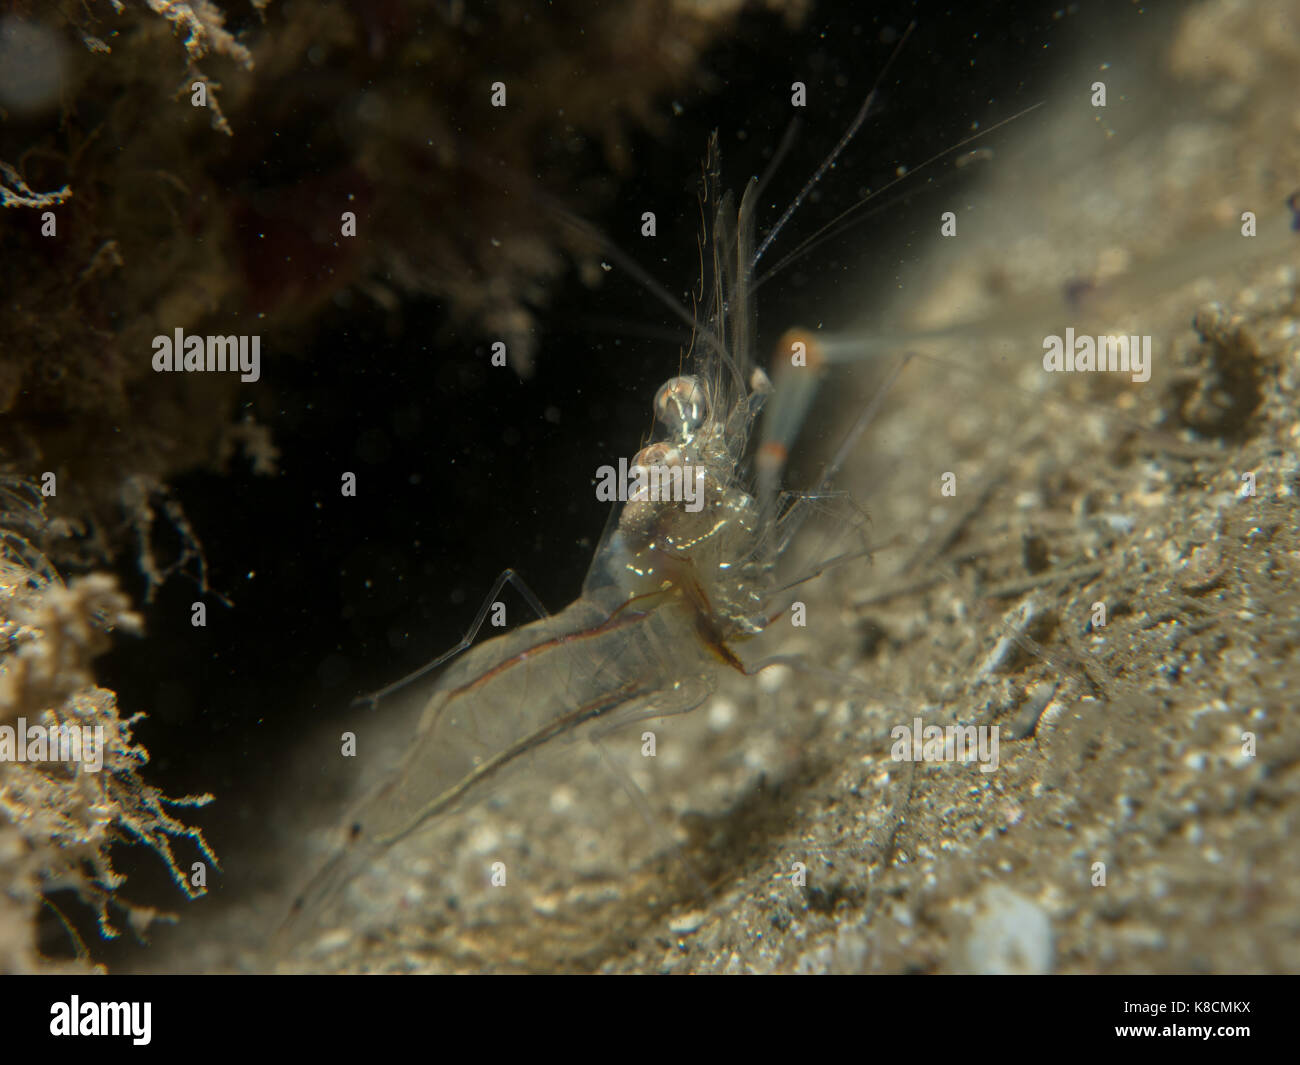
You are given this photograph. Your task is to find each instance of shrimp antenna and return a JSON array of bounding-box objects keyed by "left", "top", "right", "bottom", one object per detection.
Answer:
[
  {"left": 751, "top": 19, "right": 916, "bottom": 269},
  {"left": 458, "top": 148, "right": 739, "bottom": 389},
  {"left": 755, "top": 99, "right": 1046, "bottom": 292}
]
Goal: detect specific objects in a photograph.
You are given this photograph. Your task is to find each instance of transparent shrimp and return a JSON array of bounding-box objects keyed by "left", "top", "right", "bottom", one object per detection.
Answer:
[{"left": 277, "top": 136, "right": 865, "bottom": 948}]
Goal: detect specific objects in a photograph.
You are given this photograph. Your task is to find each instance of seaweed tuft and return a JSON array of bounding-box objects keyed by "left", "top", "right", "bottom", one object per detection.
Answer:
[{"left": 0, "top": 477, "right": 218, "bottom": 971}]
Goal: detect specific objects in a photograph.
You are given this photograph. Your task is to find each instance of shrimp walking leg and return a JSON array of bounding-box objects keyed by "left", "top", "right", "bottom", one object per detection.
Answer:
[{"left": 351, "top": 568, "right": 550, "bottom": 709}]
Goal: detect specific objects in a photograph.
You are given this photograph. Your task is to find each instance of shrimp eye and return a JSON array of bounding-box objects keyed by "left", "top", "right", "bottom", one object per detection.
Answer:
[{"left": 654, "top": 376, "right": 708, "bottom": 437}]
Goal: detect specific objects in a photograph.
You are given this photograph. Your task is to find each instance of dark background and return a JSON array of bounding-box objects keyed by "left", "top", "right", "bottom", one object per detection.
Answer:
[{"left": 79, "top": 0, "right": 1164, "bottom": 957}]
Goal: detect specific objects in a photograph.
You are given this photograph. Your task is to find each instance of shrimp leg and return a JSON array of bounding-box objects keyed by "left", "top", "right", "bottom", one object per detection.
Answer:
[{"left": 351, "top": 567, "right": 550, "bottom": 710}]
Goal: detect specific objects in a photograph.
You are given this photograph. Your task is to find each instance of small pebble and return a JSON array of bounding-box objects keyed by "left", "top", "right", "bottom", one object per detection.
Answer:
[
  {"left": 963, "top": 884, "right": 1054, "bottom": 975},
  {"left": 668, "top": 910, "right": 706, "bottom": 935}
]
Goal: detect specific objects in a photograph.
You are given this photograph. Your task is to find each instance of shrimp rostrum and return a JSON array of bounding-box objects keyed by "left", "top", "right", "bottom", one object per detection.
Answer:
[{"left": 279, "top": 134, "right": 871, "bottom": 948}]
